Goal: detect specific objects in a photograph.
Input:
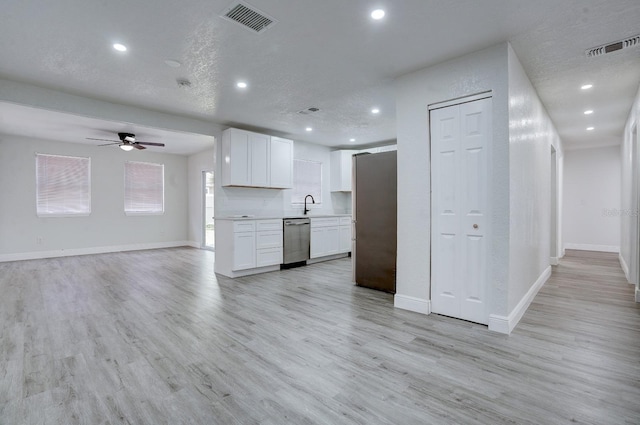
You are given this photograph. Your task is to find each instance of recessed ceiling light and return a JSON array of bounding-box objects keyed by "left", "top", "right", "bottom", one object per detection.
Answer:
[
  {"left": 371, "top": 9, "right": 385, "bottom": 20},
  {"left": 587, "top": 127, "right": 595, "bottom": 131},
  {"left": 371, "top": 108, "right": 380, "bottom": 114},
  {"left": 236, "top": 81, "right": 248, "bottom": 89},
  {"left": 349, "top": 138, "right": 356, "bottom": 142},
  {"left": 584, "top": 110, "right": 594, "bottom": 115},
  {"left": 305, "top": 127, "right": 313, "bottom": 132},
  {"left": 164, "top": 59, "right": 181, "bottom": 68},
  {"left": 581, "top": 84, "right": 593, "bottom": 90},
  {"left": 113, "top": 43, "right": 127, "bottom": 52}
]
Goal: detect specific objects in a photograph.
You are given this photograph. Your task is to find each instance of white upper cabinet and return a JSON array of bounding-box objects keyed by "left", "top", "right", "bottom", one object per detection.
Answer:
[
  {"left": 222, "top": 128, "right": 293, "bottom": 189},
  {"left": 269, "top": 136, "right": 293, "bottom": 189},
  {"left": 250, "top": 132, "right": 270, "bottom": 187},
  {"left": 330, "top": 150, "right": 357, "bottom": 192}
]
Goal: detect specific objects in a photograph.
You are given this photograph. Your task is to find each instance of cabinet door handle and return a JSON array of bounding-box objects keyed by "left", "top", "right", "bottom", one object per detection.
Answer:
[{"left": 473, "top": 224, "right": 479, "bottom": 229}]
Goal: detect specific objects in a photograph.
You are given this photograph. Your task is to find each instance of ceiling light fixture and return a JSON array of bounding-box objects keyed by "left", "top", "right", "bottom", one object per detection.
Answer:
[
  {"left": 237, "top": 81, "right": 248, "bottom": 88},
  {"left": 371, "top": 108, "right": 380, "bottom": 114},
  {"left": 587, "top": 127, "right": 595, "bottom": 131},
  {"left": 305, "top": 127, "right": 313, "bottom": 132},
  {"left": 120, "top": 144, "right": 134, "bottom": 151},
  {"left": 581, "top": 84, "right": 593, "bottom": 90},
  {"left": 113, "top": 43, "right": 127, "bottom": 52},
  {"left": 584, "top": 110, "right": 594, "bottom": 115},
  {"left": 371, "top": 9, "right": 385, "bottom": 20},
  {"left": 349, "top": 138, "right": 356, "bottom": 142}
]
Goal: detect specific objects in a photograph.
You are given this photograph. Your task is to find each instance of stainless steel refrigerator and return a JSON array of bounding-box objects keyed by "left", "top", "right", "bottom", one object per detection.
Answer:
[{"left": 352, "top": 151, "right": 397, "bottom": 293}]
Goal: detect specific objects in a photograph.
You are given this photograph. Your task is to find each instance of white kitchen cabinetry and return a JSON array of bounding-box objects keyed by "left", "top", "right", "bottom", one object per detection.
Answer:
[
  {"left": 330, "top": 150, "right": 357, "bottom": 192},
  {"left": 338, "top": 216, "right": 352, "bottom": 253},
  {"left": 233, "top": 232, "right": 256, "bottom": 270},
  {"left": 269, "top": 136, "right": 294, "bottom": 189},
  {"left": 255, "top": 220, "right": 284, "bottom": 267},
  {"left": 215, "top": 218, "right": 283, "bottom": 277},
  {"left": 221, "top": 128, "right": 292, "bottom": 189},
  {"left": 311, "top": 217, "right": 350, "bottom": 258}
]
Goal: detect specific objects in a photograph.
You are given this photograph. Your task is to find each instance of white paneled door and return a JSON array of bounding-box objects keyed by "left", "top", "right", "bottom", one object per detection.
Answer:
[{"left": 430, "top": 97, "right": 492, "bottom": 325}]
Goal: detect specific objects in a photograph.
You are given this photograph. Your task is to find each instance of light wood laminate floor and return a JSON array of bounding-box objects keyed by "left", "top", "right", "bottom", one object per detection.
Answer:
[{"left": 0, "top": 248, "right": 639, "bottom": 424}]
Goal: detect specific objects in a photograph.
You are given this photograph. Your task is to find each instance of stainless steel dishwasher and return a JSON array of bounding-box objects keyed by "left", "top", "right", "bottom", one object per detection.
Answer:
[{"left": 282, "top": 218, "right": 310, "bottom": 266}]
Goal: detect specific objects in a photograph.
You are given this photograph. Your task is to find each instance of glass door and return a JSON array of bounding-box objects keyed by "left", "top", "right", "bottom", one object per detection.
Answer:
[{"left": 203, "top": 171, "right": 215, "bottom": 250}]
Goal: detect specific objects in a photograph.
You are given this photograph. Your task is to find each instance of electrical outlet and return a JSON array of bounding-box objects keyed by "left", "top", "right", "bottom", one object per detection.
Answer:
[{"left": 36, "top": 237, "right": 42, "bottom": 245}]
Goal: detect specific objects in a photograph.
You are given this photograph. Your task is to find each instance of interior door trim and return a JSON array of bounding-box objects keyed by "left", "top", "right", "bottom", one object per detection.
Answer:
[{"left": 428, "top": 90, "right": 492, "bottom": 111}]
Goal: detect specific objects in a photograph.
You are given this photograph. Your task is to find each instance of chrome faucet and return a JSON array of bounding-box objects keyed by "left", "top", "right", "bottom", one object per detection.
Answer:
[{"left": 304, "top": 194, "right": 315, "bottom": 215}]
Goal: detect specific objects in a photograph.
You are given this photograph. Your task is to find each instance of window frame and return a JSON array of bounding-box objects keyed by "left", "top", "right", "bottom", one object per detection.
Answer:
[
  {"left": 291, "top": 159, "right": 322, "bottom": 205},
  {"left": 35, "top": 153, "right": 91, "bottom": 218},
  {"left": 124, "top": 160, "right": 165, "bottom": 216}
]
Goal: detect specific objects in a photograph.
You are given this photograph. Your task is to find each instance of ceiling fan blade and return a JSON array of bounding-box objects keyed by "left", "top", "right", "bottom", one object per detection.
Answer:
[
  {"left": 87, "top": 137, "right": 118, "bottom": 142},
  {"left": 98, "top": 142, "right": 121, "bottom": 146},
  {"left": 134, "top": 144, "right": 146, "bottom": 150},
  {"left": 137, "top": 142, "right": 165, "bottom": 147}
]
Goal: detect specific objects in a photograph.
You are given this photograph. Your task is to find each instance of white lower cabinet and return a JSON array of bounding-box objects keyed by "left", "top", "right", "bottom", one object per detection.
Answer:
[
  {"left": 310, "top": 217, "right": 350, "bottom": 259},
  {"left": 233, "top": 232, "right": 256, "bottom": 270},
  {"left": 215, "top": 219, "right": 283, "bottom": 277},
  {"left": 339, "top": 225, "right": 351, "bottom": 253}
]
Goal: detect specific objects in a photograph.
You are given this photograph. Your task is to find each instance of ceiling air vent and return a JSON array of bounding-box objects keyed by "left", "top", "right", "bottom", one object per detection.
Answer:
[
  {"left": 585, "top": 34, "right": 640, "bottom": 58},
  {"left": 297, "top": 107, "right": 321, "bottom": 115},
  {"left": 221, "top": 2, "right": 276, "bottom": 34}
]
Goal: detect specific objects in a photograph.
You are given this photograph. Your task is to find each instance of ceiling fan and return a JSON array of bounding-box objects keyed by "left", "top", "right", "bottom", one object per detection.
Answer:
[{"left": 87, "top": 132, "right": 165, "bottom": 151}]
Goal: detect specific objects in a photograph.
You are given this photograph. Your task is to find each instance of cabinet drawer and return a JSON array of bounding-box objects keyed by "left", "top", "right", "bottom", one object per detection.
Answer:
[
  {"left": 233, "top": 221, "right": 256, "bottom": 233},
  {"left": 310, "top": 217, "right": 340, "bottom": 228},
  {"left": 256, "top": 231, "right": 283, "bottom": 249},
  {"left": 257, "top": 247, "right": 283, "bottom": 267},
  {"left": 256, "top": 220, "right": 283, "bottom": 231},
  {"left": 339, "top": 216, "right": 351, "bottom": 225}
]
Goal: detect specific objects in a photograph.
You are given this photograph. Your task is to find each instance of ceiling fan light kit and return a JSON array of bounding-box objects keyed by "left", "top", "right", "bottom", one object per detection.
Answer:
[{"left": 86, "top": 132, "right": 166, "bottom": 151}]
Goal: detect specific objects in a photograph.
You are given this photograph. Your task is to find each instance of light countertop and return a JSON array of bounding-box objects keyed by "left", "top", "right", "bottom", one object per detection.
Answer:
[{"left": 215, "top": 214, "right": 351, "bottom": 221}]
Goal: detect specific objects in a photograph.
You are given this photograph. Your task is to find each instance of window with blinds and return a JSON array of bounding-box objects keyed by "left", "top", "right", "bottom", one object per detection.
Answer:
[
  {"left": 291, "top": 159, "right": 322, "bottom": 204},
  {"left": 124, "top": 161, "right": 164, "bottom": 214},
  {"left": 36, "top": 153, "right": 91, "bottom": 216}
]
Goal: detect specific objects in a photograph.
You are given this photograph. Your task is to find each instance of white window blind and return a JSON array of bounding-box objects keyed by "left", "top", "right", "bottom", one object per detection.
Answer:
[
  {"left": 36, "top": 153, "right": 91, "bottom": 216},
  {"left": 124, "top": 161, "right": 164, "bottom": 214},
  {"left": 292, "top": 159, "right": 322, "bottom": 204}
]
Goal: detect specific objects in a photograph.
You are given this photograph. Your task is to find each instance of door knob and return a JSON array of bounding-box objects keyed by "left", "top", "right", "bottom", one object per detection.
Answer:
[{"left": 473, "top": 224, "right": 479, "bottom": 229}]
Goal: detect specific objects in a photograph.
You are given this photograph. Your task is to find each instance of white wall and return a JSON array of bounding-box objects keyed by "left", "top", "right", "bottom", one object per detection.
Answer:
[
  {"left": 506, "top": 45, "right": 563, "bottom": 314},
  {"left": 0, "top": 135, "right": 189, "bottom": 260},
  {"left": 187, "top": 148, "right": 215, "bottom": 247},
  {"left": 620, "top": 84, "right": 640, "bottom": 302},
  {"left": 214, "top": 137, "right": 349, "bottom": 218},
  {"left": 395, "top": 43, "right": 511, "bottom": 317},
  {"left": 395, "top": 43, "right": 565, "bottom": 331},
  {"left": 563, "top": 146, "right": 621, "bottom": 252}
]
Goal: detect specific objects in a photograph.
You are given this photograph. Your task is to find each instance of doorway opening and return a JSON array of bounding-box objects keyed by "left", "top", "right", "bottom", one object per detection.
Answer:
[{"left": 203, "top": 171, "right": 215, "bottom": 250}]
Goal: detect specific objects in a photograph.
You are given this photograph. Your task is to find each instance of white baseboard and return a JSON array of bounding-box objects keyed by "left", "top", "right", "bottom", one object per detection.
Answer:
[
  {"left": 0, "top": 241, "right": 192, "bottom": 263},
  {"left": 488, "top": 266, "right": 552, "bottom": 335},
  {"left": 550, "top": 257, "right": 559, "bottom": 266},
  {"left": 186, "top": 241, "right": 201, "bottom": 249},
  {"left": 306, "top": 253, "right": 349, "bottom": 264},
  {"left": 564, "top": 243, "right": 619, "bottom": 253},
  {"left": 619, "top": 253, "right": 630, "bottom": 282},
  {"left": 215, "top": 264, "right": 281, "bottom": 278},
  {"left": 394, "top": 294, "right": 431, "bottom": 315}
]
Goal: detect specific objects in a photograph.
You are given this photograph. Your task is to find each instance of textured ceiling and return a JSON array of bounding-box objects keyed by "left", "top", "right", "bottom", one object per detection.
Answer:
[{"left": 0, "top": 0, "right": 638, "bottom": 152}]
